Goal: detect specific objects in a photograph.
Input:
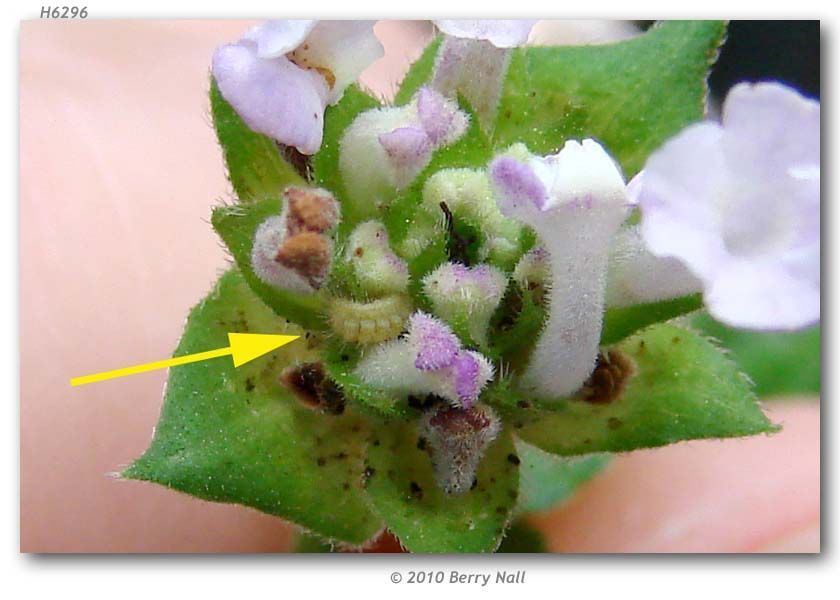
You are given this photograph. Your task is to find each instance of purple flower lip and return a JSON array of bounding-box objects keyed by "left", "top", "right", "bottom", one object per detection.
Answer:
[
  {"left": 411, "top": 312, "right": 461, "bottom": 371},
  {"left": 452, "top": 352, "right": 481, "bottom": 408},
  {"left": 489, "top": 156, "right": 548, "bottom": 210}
]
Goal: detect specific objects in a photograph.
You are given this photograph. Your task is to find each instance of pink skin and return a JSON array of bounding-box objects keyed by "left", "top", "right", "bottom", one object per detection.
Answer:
[
  {"left": 530, "top": 401, "right": 820, "bottom": 552},
  {"left": 20, "top": 20, "right": 818, "bottom": 552}
]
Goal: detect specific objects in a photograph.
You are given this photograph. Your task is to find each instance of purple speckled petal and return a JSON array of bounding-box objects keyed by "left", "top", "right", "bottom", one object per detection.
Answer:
[
  {"left": 452, "top": 352, "right": 481, "bottom": 407},
  {"left": 410, "top": 312, "right": 460, "bottom": 371},
  {"left": 378, "top": 127, "right": 431, "bottom": 166},
  {"left": 417, "top": 86, "right": 463, "bottom": 145},
  {"left": 489, "top": 156, "right": 548, "bottom": 210},
  {"left": 212, "top": 41, "right": 328, "bottom": 155}
]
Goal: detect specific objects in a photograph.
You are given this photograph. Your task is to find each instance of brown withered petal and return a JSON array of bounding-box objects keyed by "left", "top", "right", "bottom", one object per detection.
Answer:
[
  {"left": 284, "top": 186, "right": 339, "bottom": 234},
  {"left": 274, "top": 231, "right": 331, "bottom": 288}
]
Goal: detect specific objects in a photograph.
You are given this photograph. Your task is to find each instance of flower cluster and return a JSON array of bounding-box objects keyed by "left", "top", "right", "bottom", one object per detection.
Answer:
[{"left": 213, "top": 19, "right": 820, "bottom": 496}]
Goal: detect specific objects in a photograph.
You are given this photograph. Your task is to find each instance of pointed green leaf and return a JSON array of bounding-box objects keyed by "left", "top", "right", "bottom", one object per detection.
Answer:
[
  {"left": 364, "top": 423, "right": 520, "bottom": 553},
  {"left": 212, "top": 198, "right": 327, "bottom": 331},
  {"left": 124, "top": 270, "right": 383, "bottom": 545},
  {"left": 394, "top": 35, "right": 443, "bottom": 105},
  {"left": 515, "top": 440, "right": 610, "bottom": 513},
  {"left": 601, "top": 294, "right": 703, "bottom": 346},
  {"left": 487, "top": 323, "right": 776, "bottom": 456},
  {"left": 693, "top": 313, "right": 821, "bottom": 397},
  {"left": 210, "top": 78, "right": 304, "bottom": 201},
  {"left": 495, "top": 20, "right": 727, "bottom": 175}
]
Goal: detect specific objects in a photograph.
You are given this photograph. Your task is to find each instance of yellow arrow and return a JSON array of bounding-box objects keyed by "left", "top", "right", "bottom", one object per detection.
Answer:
[{"left": 70, "top": 333, "right": 300, "bottom": 387}]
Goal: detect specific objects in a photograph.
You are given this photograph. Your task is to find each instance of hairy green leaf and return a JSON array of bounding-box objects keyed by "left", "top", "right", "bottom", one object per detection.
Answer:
[
  {"left": 495, "top": 20, "right": 726, "bottom": 176},
  {"left": 515, "top": 440, "right": 610, "bottom": 513},
  {"left": 210, "top": 78, "right": 304, "bottom": 201},
  {"left": 487, "top": 323, "right": 776, "bottom": 455},
  {"left": 601, "top": 294, "right": 703, "bottom": 346},
  {"left": 364, "top": 423, "right": 519, "bottom": 553},
  {"left": 124, "top": 270, "right": 383, "bottom": 545},
  {"left": 394, "top": 35, "right": 443, "bottom": 105},
  {"left": 693, "top": 313, "right": 821, "bottom": 397}
]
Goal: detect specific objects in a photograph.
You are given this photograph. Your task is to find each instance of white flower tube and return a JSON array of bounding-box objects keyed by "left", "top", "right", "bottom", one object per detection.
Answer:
[
  {"left": 431, "top": 20, "right": 537, "bottom": 129},
  {"left": 489, "top": 140, "right": 628, "bottom": 398}
]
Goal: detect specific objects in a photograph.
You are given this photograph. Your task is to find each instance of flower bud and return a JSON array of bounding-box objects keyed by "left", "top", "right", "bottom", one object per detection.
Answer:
[
  {"left": 419, "top": 403, "right": 501, "bottom": 495},
  {"left": 422, "top": 262, "right": 507, "bottom": 345},
  {"left": 345, "top": 221, "right": 409, "bottom": 297},
  {"left": 339, "top": 87, "right": 468, "bottom": 218},
  {"left": 251, "top": 186, "right": 340, "bottom": 293}
]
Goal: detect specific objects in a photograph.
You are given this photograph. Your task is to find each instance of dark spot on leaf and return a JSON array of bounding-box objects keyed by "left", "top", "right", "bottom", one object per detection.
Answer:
[
  {"left": 672, "top": 336, "right": 681, "bottom": 344},
  {"left": 342, "top": 482, "right": 350, "bottom": 491},
  {"left": 372, "top": 439, "right": 380, "bottom": 447},
  {"left": 516, "top": 400, "right": 531, "bottom": 409},
  {"left": 363, "top": 466, "right": 376, "bottom": 479},
  {"left": 607, "top": 417, "right": 623, "bottom": 430},
  {"left": 409, "top": 481, "right": 423, "bottom": 500},
  {"left": 416, "top": 437, "right": 427, "bottom": 451},
  {"left": 280, "top": 362, "right": 346, "bottom": 414},
  {"left": 507, "top": 454, "right": 520, "bottom": 466},
  {"left": 316, "top": 457, "right": 326, "bottom": 467},
  {"left": 245, "top": 377, "right": 255, "bottom": 392},
  {"left": 471, "top": 477, "right": 478, "bottom": 490}
]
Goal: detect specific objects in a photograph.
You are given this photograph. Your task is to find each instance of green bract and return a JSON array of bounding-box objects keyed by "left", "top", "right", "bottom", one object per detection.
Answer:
[{"left": 126, "top": 21, "right": 778, "bottom": 552}]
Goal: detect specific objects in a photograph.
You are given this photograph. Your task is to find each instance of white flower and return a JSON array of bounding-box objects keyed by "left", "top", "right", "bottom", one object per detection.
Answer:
[
  {"left": 354, "top": 312, "right": 494, "bottom": 408},
  {"left": 489, "top": 140, "right": 629, "bottom": 398},
  {"left": 605, "top": 224, "right": 702, "bottom": 308},
  {"left": 430, "top": 20, "right": 537, "bottom": 129},
  {"left": 212, "top": 20, "right": 383, "bottom": 155},
  {"left": 634, "top": 82, "right": 820, "bottom": 330},
  {"left": 432, "top": 20, "right": 537, "bottom": 48}
]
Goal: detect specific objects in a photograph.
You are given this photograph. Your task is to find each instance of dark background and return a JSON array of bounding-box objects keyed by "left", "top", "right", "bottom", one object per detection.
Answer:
[{"left": 711, "top": 20, "right": 820, "bottom": 99}]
